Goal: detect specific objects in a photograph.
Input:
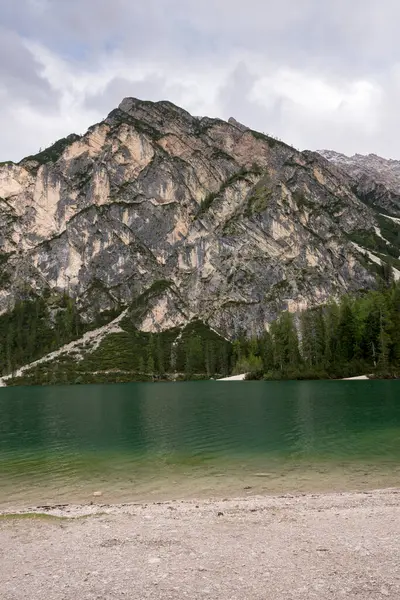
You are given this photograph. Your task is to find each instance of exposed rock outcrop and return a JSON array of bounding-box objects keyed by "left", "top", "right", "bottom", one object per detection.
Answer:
[
  {"left": 0, "top": 99, "right": 397, "bottom": 342},
  {"left": 318, "top": 149, "right": 400, "bottom": 217}
]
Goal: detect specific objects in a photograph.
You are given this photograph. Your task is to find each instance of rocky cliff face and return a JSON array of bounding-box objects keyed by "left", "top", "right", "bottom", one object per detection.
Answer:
[
  {"left": 318, "top": 150, "right": 400, "bottom": 217},
  {"left": 0, "top": 98, "right": 397, "bottom": 345}
]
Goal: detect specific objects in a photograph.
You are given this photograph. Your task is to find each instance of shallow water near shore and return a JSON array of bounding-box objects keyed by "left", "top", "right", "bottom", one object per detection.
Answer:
[{"left": 0, "top": 380, "right": 399, "bottom": 508}]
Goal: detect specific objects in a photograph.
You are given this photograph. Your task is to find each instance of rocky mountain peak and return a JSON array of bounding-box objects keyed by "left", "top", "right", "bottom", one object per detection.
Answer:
[
  {"left": 228, "top": 117, "right": 249, "bottom": 132},
  {"left": 318, "top": 149, "right": 400, "bottom": 215},
  {"left": 115, "top": 96, "right": 196, "bottom": 131},
  {"left": 0, "top": 98, "right": 398, "bottom": 351}
]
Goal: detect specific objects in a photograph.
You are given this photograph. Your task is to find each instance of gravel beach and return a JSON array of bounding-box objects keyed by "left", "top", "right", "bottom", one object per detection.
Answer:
[{"left": 1, "top": 488, "right": 399, "bottom": 599}]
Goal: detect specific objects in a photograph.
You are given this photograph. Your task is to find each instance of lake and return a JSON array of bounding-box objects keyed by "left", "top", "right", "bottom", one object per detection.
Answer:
[{"left": 0, "top": 381, "right": 399, "bottom": 509}]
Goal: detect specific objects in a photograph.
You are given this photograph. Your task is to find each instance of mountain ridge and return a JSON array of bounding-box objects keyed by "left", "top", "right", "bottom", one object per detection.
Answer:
[
  {"left": 0, "top": 97, "right": 399, "bottom": 381},
  {"left": 318, "top": 149, "right": 400, "bottom": 217}
]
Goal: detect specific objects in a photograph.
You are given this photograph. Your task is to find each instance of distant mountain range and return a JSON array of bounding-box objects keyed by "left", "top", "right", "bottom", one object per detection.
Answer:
[{"left": 318, "top": 149, "right": 400, "bottom": 216}]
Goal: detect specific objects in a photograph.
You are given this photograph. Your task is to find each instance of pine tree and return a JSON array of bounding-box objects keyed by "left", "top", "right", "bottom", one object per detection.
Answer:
[
  {"left": 156, "top": 336, "right": 165, "bottom": 374},
  {"left": 337, "top": 298, "right": 357, "bottom": 364},
  {"left": 271, "top": 311, "right": 301, "bottom": 371},
  {"left": 138, "top": 355, "right": 145, "bottom": 373},
  {"left": 360, "top": 294, "right": 382, "bottom": 366},
  {"left": 377, "top": 296, "right": 392, "bottom": 371},
  {"left": 324, "top": 301, "right": 340, "bottom": 369},
  {"left": 300, "top": 311, "right": 314, "bottom": 367},
  {"left": 259, "top": 331, "right": 274, "bottom": 372},
  {"left": 219, "top": 342, "right": 230, "bottom": 377},
  {"left": 147, "top": 355, "right": 155, "bottom": 374},
  {"left": 185, "top": 336, "right": 203, "bottom": 375},
  {"left": 314, "top": 308, "right": 326, "bottom": 367},
  {"left": 232, "top": 340, "right": 242, "bottom": 367},
  {"left": 170, "top": 342, "right": 177, "bottom": 373},
  {"left": 204, "top": 341, "right": 215, "bottom": 376},
  {"left": 389, "top": 284, "right": 400, "bottom": 364}
]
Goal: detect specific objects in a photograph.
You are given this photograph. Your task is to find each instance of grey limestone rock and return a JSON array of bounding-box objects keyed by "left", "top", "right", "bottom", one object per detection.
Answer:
[{"left": 0, "top": 98, "right": 395, "bottom": 338}]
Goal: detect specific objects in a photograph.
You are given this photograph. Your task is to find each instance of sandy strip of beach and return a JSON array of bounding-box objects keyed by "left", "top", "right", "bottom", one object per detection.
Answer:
[
  {"left": 1, "top": 488, "right": 399, "bottom": 599},
  {"left": 217, "top": 374, "right": 373, "bottom": 381}
]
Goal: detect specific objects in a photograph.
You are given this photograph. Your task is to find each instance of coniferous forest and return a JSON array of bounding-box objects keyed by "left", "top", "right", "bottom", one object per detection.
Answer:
[
  {"left": 2, "top": 281, "right": 400, "bottom": 386},
  {"left": 238, "top": 282, "right": 400, "bottom": 380}
]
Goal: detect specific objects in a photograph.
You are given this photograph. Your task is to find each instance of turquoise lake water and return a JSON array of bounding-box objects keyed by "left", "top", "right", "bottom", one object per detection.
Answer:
[{"left": 0, "top": 380, "right": 399, "bottom": 508}]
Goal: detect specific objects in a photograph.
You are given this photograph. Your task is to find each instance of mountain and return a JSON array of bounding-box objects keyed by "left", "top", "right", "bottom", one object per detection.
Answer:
[
  {"left": 318, "top": 149, "right": 400, "bottom": 217},
  {"left": 1, "top": 98, "right": 400, "bottom": 383}
]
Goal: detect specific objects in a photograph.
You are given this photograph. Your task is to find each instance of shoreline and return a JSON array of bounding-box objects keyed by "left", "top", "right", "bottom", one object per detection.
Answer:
[
  {"left": 218, "top": 374, "right": 373, "bottom": 382},
  {"left": 1, "top": 488, "right": 399, "bottom": 599},
  {"left": 2, "top": 458, "right": 400, "bottom": 511},
  {"left": 5, "top": 373, "right": 400, "bottom": 388},
  {"left": 0, "top": 486, "right": 399, "bottom": 519}
]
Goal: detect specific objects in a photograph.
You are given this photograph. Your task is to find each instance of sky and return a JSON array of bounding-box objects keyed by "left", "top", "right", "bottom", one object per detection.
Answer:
[{"left": 1, "top": 0, "right": 400, "bottom": 162}]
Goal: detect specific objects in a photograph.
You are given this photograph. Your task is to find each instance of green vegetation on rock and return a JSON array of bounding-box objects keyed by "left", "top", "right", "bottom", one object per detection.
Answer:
[
  {"left": 245, "top": 184, "right": 272, "bottom": 216},
  {"left": 22, "top": 134, "right": 81, "bottom": 166},
  {"left": 196, "top": 166, "right": 264, "bottom": 218},
  {"left": 349, "top": 229, "right": 399, "bottom": 260}
]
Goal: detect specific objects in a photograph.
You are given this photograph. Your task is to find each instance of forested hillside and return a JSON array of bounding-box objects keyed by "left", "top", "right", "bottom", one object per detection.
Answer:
[
  {"left": 241, "top": 280, "right": 400, "bottom": 380},
  {"left": 3, "top": 308, "right": 233, "bottom": 386},
  {"left": 4, "top": 278, "right": 400, "bottom": 385}
]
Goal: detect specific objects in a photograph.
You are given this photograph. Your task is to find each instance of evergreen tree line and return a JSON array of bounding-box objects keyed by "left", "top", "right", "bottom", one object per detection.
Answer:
[
  {"left": 5, "top": 315, "right": 233, "bottom": 385},
  {"left": 5, "top": 284, "right": 400, "bottom": 385},
  {"left": 236, "top": 282, "right": 400, "bottom": 380},
  {"left": 76, "top": 319, "right": 232, "bottom": 380},
  {"left": 0, "top": 292, "right": 83, "bottom": 376}
]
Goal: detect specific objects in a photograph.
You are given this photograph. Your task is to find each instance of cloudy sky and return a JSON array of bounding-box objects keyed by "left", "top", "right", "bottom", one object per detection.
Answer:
[{"left": 1, "top": 0, "right": 400, "bottom": 161}]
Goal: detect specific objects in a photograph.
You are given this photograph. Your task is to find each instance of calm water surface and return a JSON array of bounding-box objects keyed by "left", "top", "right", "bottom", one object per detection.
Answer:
[{"left": 0, "top": 381, "right": 399, "bottom": 508}]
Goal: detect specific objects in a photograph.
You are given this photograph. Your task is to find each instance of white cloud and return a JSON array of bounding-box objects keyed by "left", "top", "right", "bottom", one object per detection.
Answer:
[
  {"left": 2, "top": 42, "right": 230, "bottom": 161},
  {"left": 250, "top": 70, "right": 383, "bottom": 150},
  {"left": 1, "top": 0, "right": 400, "bottom": 161}
]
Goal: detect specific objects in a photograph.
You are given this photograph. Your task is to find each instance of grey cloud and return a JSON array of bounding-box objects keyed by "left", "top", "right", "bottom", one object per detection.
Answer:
[
  {"left": 1, "top": 0, "right": 400, "bottom": 160},
  {"left": 217, "top": 63, "right": 283, "bottom": 133},
  {"left": 0, "top": 28, "right": 58, "bottom": 109},
  {"left": 6, "top": 0, "right": 400, "bottom": 70},
  {"left": 0, "top": 23, "right": 61, "bottom": 160}
]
